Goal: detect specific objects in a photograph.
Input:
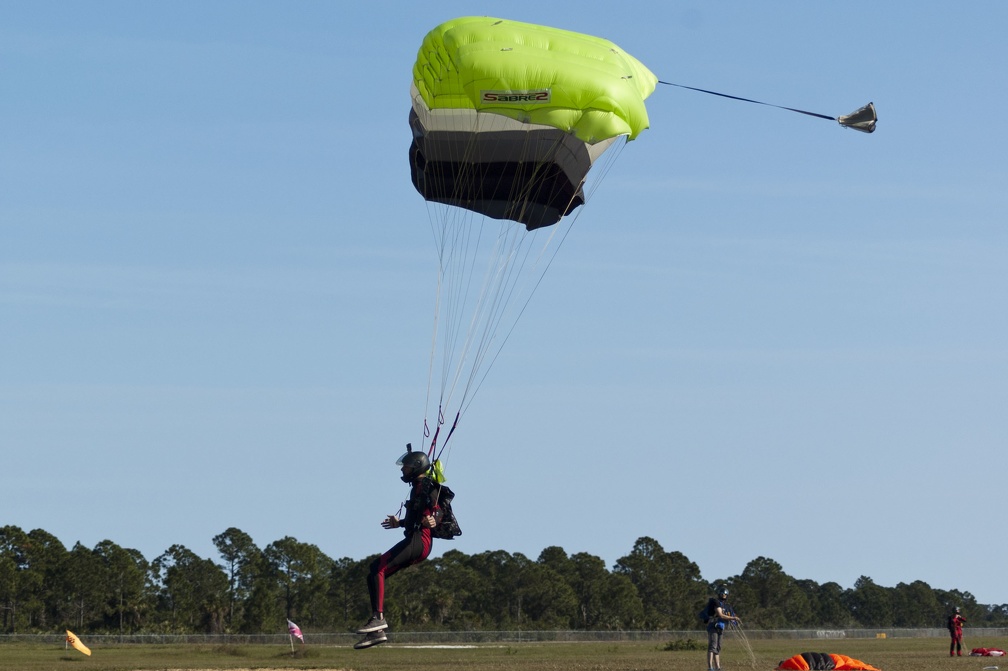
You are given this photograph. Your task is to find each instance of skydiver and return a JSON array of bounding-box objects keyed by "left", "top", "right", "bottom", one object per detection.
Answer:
[
  {"left": 704, "top": 586, "right": 741, "bottom": 671},
  {"left": 948, "top": 606, "right": 966, "bottom": 656},
  {"left": 354, "top": 445, "right": 442, "bottom": 649}
]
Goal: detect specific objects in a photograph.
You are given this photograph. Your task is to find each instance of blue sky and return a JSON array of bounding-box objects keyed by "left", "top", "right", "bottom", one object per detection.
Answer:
[{"left": 3, "top": 2, "right": 1007, "bottom": 607}]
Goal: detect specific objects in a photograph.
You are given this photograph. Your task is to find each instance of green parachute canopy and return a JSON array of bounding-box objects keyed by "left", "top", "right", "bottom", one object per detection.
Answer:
[
  {"left": 408, "top": 17, "right": 656, "bottom": 461},
  {"left": 409, "top": 16, "right": 657, "bottom": 229},
  {"left": 412, "top": 16, "right": 657, "bottom": 141}
]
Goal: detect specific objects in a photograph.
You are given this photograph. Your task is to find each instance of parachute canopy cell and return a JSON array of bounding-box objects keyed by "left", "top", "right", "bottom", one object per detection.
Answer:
[
  {"left": 409, "top": 16, "right": 657, "bottom": 229},
  {"left": 776, "top": 652, "right": 881, "bottom": 671}
]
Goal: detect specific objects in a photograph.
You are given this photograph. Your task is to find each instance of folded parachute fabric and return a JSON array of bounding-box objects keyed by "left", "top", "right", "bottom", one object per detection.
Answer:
[
  {"left": 776, "top": 652, "right": 881, "bottom": 671},
  {"left": 971, "top": 648, "right": 1007, "bottom": 657}
]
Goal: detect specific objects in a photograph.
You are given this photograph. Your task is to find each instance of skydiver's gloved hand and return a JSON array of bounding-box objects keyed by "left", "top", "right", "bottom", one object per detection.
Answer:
[
  {"left": 381, "top": 515, "right": 399, "bottom": 529},
  {"left": 420, "top": 514, "right": 437, "bottom": 528}
]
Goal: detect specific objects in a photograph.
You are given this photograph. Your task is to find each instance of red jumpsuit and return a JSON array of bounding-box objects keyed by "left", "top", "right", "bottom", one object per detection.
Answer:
[
  {"left": 366, "top": 477, "right": 438, "bottom": 615},
  {"left": 949, "top": 613, "right": 966, "bottom": 656}
]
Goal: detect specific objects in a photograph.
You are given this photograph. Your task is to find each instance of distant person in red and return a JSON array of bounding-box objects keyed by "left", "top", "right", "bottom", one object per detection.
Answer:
[{"left": 948, "top": 606, "right": 966, "bottom": 656}]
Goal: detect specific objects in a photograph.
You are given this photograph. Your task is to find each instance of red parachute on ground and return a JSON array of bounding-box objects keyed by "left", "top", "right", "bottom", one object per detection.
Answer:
[
  {"left": 776, "top": 652, "right": 881, "bottom": 671},
  {"left": 971, "top": 647, "right": 1007, "bottom": 656}
]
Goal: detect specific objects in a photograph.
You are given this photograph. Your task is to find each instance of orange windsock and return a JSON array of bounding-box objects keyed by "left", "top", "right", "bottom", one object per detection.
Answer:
[{"left": 65, "top": 630, "right": 91, "bottom": 656}]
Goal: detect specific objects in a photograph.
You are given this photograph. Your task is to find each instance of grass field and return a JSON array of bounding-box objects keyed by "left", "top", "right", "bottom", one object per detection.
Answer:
[{"left": 1, "top": 635, "right": 1004, "bottom": 671}]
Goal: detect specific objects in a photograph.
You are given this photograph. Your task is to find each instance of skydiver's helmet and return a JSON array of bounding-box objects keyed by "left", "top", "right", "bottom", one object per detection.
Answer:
[
  {"left": 955, "top": 607, "right": 961, "bottom": 614},
  {"left": 397, "top": 444, "right": 430, "bottom": 483},
  {"left": 718, "top": 587, "right": 729, "bottom": 600}
]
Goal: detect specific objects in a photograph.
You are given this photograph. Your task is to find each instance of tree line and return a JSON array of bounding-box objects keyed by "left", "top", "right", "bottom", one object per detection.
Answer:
[{"left": 2, "top": 525, "right": 1005, "bottom": 635}]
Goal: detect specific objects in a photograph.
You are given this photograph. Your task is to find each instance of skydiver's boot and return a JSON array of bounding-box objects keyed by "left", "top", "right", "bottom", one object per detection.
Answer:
[
  {"left": 354, "top": 630, "right": 388, "bottom": 649},
  {"left": 356, "top": 613, "right": 388, "bottom": 634}
]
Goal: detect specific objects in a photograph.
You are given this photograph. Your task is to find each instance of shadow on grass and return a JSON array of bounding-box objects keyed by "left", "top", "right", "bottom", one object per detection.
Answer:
[{"left": 663, "top": 638, "right": 704, "bottom": 651}]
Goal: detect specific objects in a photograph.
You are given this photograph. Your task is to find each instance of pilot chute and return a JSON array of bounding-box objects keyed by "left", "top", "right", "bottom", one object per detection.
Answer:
[{"left": 837, "top": 102, "right": 877, "bottom": 133}]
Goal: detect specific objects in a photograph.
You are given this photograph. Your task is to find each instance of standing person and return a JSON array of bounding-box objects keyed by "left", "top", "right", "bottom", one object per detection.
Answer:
[
  {"left": 948, "top": 606, "right": 966, "bottom": 657},
  {"left": 354, "top": 445, "right": 442, "bottom": 649},
  {"left": 705, "top": 586, "right": 741, "bottom": 671}
]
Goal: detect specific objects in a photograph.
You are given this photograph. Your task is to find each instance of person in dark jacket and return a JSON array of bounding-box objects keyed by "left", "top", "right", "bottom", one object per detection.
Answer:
[
  {"left": 354, "top": 446, "right": 441, "bottom": 649},
  {"left": 706, "top": 586, "right": 741, "bottom": 671}
]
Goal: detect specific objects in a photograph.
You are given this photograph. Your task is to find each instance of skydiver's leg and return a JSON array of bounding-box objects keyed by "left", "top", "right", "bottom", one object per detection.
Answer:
[
  {"left": 366, "top": 532, "right": 431, "bottom": 615},
  {"left": 707, "top": 629, "right": 722, "bottom": 670}
]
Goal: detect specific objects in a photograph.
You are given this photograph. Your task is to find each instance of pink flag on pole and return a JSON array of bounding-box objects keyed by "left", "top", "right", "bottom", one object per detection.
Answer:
[{"left": 287, "top": 619, "right": 304, "bottom": 642}]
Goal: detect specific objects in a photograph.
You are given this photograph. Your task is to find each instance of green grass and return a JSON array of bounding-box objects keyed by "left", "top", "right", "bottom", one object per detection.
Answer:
[{"left": 1, "top": 636, "right": 1003, "bottom": 671}]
